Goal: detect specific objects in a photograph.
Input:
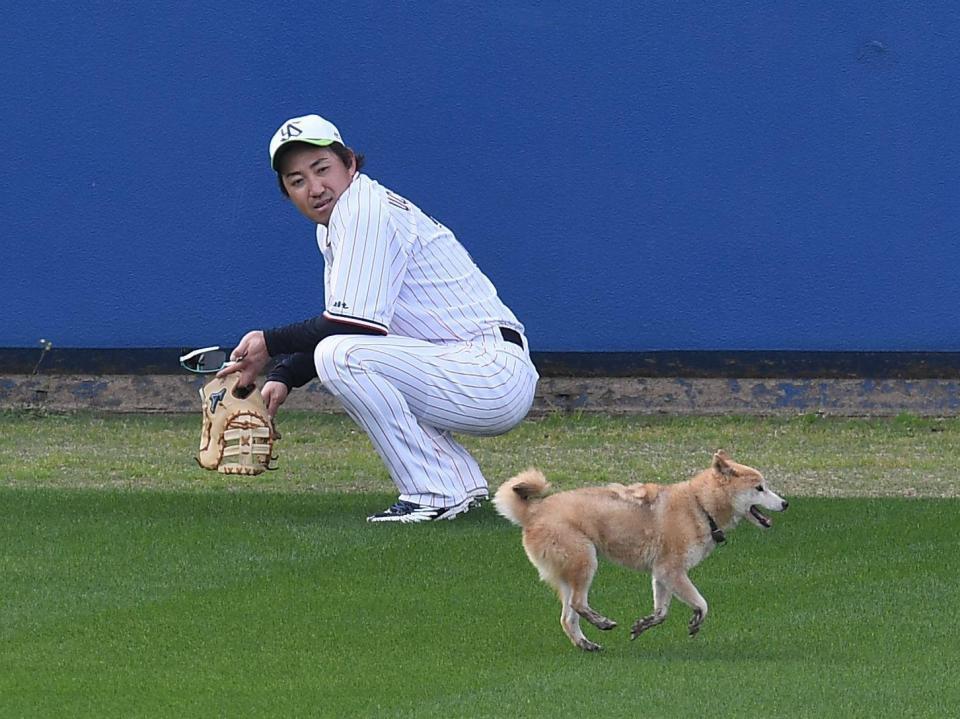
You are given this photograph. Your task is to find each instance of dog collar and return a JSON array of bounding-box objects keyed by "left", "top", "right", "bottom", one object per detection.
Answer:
[{"left": 700, "top": 506, "right": 726, "bottom": 544}]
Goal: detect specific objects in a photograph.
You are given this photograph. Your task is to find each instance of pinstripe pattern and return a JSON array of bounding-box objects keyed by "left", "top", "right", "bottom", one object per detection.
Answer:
[
  {"left": 318, "top": 174, "right": 525, "bottom": 341},
  {"left": 309, "top": 173, "right": 538, "bottom": 508},
  {"left": 315, "top": 333, "right": 538, "bottom": 507}
]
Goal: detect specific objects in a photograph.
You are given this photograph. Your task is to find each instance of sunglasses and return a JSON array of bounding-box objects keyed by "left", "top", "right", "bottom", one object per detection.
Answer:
[{"left": 179, "top": 346, "right": 234, "bottom": 374}]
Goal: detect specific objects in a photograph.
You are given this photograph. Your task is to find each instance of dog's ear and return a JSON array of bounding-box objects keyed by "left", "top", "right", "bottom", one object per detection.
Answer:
[{"left": 713, "top": 450, "right": 736, "bottom": 480}]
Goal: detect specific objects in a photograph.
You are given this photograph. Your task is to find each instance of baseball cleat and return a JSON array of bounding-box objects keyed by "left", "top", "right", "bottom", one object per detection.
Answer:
[
  {"left": 366, "top": 496, "right": 478, "bottom": 523},
  {"left": 467, "top": 494, "right": 488, "bottom": 510}
]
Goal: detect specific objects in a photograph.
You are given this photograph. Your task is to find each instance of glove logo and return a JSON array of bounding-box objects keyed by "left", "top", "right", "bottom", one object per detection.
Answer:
[{"left": 209, "top": 388, "right": 227, "bottom": 413}]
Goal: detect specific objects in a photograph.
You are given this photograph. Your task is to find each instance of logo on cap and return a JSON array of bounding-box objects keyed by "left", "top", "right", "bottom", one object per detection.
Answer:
[{"left": 280, "top": 123, "right": 303, "bottom": 142}]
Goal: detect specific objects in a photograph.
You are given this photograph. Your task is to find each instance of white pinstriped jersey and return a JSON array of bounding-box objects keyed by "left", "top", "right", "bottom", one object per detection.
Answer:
[{"left": 316, "top": 173, "right": 523, "bottom": 342}]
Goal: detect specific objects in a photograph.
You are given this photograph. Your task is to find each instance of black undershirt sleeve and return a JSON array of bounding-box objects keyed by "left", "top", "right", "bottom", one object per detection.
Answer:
[
  {"left": 267, "top": 351, "right": 317, "bottom": 389},
  {"left": 263, "top": 314, "right": 385, "bottom": 389}
]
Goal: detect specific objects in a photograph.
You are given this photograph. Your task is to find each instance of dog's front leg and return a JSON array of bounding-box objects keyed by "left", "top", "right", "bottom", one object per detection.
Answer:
[
  {"left": 630, "top": 577, "right": 671, "bottom": 640},
  {"left": 670, "top": 574, "right": 708, "bottom": 637}
]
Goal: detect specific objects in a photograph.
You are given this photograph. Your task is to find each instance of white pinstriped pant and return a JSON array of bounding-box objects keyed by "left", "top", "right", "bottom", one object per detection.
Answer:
[{"left": 313, "top": 330, "right": 539, "bottom": 508}]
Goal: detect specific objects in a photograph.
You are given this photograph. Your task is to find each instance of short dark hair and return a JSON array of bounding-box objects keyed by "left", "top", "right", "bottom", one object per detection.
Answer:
[{"left": 275, "top": 141, "right": 365, "bottom": 197}]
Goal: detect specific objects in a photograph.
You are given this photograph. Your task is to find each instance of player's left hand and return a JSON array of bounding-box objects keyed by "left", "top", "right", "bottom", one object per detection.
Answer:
[
  {"left": 217, "top": 330, "right": 270, "bottom": 386},
  {"left": 261, "top": 380, "right": 289, "bottom": 418}
]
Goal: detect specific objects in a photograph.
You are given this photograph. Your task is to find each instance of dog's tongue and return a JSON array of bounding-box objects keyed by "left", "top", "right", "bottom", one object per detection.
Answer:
[{"left": 750, "top": 506, "right": 772, "bottom": 527}]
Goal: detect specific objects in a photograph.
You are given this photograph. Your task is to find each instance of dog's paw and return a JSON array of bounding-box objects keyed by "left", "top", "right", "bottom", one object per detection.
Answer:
[
  {"left": 630, "top": 615, "right": 660, "bottom": 639},
  {"left": 688, "top": 609, "right": 704, "bottom": 637},
  {"left": 576, "top": 638, "right": 603, "bottom": 652}
]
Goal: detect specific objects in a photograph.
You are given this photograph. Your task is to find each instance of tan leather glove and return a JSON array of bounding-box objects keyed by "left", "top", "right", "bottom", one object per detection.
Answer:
[{"left": 196, "top": 373, "right": 278, "bottom": 475}]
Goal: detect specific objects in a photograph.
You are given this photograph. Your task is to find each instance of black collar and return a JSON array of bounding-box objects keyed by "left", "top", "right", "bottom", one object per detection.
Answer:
[{"left": 699, "top": 505, "right": 726, "bottom": 544}]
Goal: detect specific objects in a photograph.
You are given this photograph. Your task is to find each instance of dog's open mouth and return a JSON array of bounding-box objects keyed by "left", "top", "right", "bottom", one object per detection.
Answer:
[{"left": 749, "top": 505, "right": 772, "bottom": 528}]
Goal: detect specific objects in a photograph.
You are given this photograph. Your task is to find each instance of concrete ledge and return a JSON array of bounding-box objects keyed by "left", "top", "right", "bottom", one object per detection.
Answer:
[
  {"left": 3, "top": 374, "right": 960, "bottom": 416},
  {"left": 535, "top": 377, "right": 960, "bottom": 416}
]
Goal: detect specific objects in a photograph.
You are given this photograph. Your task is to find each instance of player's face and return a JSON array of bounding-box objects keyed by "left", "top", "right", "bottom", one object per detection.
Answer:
[{"left": 279, "top": 145, "right": 356, "bottom": 226}]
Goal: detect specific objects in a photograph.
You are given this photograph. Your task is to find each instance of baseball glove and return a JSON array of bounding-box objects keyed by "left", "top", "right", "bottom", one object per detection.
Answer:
[{"left": 196, "top": 372, "right": 278, "bottom": 475}]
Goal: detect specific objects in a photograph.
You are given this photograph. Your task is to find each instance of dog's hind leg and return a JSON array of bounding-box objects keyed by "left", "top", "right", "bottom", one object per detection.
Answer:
[
  {"left": 554, "top": 542, "right": 617, "bottom": 651},
  {"left": 630, "top": 576, "right": 672, "bottom": 640},
  {"left": 527, "top": 530, "right": 611, "bottom": 651},
  {"left": 557, "top": 581, "right": 602, "bottom": 652},
  {"left": 570, "top": 545, "right": 617, "bottom": 632},
  {"left": 577, "top": 604, "right": 617, "bottom": 632}
]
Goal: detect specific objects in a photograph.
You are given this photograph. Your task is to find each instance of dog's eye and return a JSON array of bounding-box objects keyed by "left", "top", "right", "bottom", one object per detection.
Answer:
[{"left": 755, "top": 485, "right": 764, "bottom": 492}]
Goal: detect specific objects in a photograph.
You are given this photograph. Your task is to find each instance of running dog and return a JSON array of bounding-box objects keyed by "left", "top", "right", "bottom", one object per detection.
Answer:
[{"left": 493, "top": 450, "right": 788, "bottom": 651}]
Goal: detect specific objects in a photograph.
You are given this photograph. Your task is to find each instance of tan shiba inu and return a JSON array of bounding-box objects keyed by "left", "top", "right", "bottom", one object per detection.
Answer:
[{"left": 493, "top": 451, "right": 788, "bottom": 651}]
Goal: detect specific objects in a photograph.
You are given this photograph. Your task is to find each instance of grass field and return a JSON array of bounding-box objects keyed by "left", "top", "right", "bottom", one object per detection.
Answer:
[{"left": 1, "top": 411, "right": 958, "bottom": 717}]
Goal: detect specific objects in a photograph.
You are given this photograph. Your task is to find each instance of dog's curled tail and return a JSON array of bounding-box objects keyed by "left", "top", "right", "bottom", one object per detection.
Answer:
[{"left": 493, "top": 468, "right": 551, "bottom": 527}]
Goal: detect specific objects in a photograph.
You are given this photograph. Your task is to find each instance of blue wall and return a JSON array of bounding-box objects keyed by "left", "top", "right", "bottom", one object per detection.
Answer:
[{"left": 4, "top": 2, "right": 959, "bottom": 352}]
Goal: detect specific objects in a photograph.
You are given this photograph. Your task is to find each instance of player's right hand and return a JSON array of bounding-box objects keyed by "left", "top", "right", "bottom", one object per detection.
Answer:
[
  {"left": 261, "top": 380, "right": 289, "bottom": 419},
  {"left": 218, "top": 330, "right": 270, "bottom": 387}
]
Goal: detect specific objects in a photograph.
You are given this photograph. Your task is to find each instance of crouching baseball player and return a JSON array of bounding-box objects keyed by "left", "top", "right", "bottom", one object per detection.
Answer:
[{"left": 218, "top": 114, "right": 539, "bottom": 523}]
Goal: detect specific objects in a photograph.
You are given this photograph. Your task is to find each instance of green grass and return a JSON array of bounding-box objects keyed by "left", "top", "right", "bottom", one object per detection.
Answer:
[
  {"left": 1, "top": 412, "right": 959, "bottom": 716},
  {"left": 3, "top": 411, "right": 960, "bottom": 497}
]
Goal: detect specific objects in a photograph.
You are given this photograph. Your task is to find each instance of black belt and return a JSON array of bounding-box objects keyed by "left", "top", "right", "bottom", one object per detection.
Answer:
[{"left": 499, "top": 327, "right": 523, "bottom": 348}]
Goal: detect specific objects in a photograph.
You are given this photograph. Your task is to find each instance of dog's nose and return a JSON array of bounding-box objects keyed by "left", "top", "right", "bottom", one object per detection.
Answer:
[{"left": 781, "top": 500, "right": 789, "bottom": 511}]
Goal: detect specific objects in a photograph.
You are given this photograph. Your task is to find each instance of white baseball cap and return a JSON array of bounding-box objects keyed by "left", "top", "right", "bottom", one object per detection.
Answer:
[{"left": 269, "top": 114, "right": 344, "bottom": 170}]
